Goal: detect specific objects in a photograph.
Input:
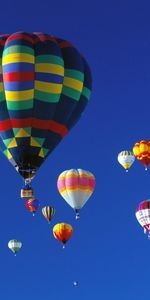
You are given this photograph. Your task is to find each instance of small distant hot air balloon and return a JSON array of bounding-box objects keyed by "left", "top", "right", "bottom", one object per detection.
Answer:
[
  {"left": 53, "top": 223, "right": 73, "bottom": 248},
  {"left": 42, "top": 206, "right": 56, "bottom": 223},
  {"left": 133, "top": 140, "right": 150, "bottom": 170},
  {"left": 73, "top": 281, "right": 78, "bottom": 287},
  {"left": 117, "top": 151, "right": 135, "bottom": 172},
  {"left": 57, "top": 169, "right": 95, "bottom": 219},
  {"left": 26, "top": 198, "right": 40, "bottom": 216},
  {"left": 136, "top": 200, "right": 150, "bottom": 238},
  {"left": 8, "top": 239, "right": 22, "bottom": 256}
]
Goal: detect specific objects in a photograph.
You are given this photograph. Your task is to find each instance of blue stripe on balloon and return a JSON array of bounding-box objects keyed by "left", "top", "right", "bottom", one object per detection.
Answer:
[
  {"left": 2, "top": 63, "right": 34, "bottom": 73},
  {"left": 4, "top": 80, "right": 34, "bottom": 91},
  {"left": 35, "top": 72, "right": 63, "bottom": 84}
]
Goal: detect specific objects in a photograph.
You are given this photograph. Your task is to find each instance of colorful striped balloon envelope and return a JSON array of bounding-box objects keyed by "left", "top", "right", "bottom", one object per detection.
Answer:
[
  {"left": 0, "top": 32, "right": 92, "bottom": 182},
  {"left": 57, "top": 168, "right": 95, "bottom": 219}
]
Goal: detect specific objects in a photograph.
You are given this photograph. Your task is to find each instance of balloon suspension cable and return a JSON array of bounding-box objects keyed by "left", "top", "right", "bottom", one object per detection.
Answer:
[{"left": 75, "top": 209, "right": 80, "bottom": 220}]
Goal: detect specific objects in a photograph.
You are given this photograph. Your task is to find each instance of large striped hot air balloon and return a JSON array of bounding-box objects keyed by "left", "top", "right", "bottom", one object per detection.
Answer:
[
  {"left": 133, "top": 140, "right": 150, "bottom": 170},
  {"left": 136, "top": 200, "right": 150, "bottom": 238},
  {"left": 0, "top": 32, "right": 92, "bottom": 190},
  {"left": 57, "top": 169, "right": 95, "bottom": 219}
]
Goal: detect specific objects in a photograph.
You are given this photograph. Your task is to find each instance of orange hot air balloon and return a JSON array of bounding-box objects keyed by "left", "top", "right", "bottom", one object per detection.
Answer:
[
  {"left": 53, "top": 223, "right": 73, "bottom": 248},
  {"left": 133, "top": 140, "right": 150, "bottom": 170}
]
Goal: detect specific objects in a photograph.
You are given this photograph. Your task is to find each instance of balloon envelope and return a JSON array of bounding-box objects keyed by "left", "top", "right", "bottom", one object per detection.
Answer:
[
  {"left": 0, "top": 32, "right": 92, "bottom": 181},
  {"left": 53, "top": 223, "right": 73, "bottom": 246},
  {"left": 118, "top": 150, "right": 135, "bottom": 171},
  {"left": 57, "top": 169, "right": 95, "bottom": 215},
  {"left": 26, "top": 198, "right": 40, "bottom": 214},
  {"left": 42, "top": 205, "right": 56, "bottom": 223},
  {"left": 8, "top": 239, "right": 22, "bottom": 255},
  {"left": 133, "top": 140, "right": 150, "bottom": 169},
  {"left": 136, "top": 200, "right": 150, "bottom": 236}
]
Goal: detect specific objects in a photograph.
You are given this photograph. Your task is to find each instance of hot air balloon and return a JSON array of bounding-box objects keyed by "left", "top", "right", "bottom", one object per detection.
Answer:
[
  {"left": 57, "top": 169, "right": 95, "bottom": 219},
  {"left": 136, "top": 200, "right": 150, "bottom": 238},
  {"left": 53, "top": 223, "right": 73, "bottom": 248},
  {"left": 117, "top": 150, "right": 135, "bottom": 172},
  {"left": 133, "top": 140, "right": 150, "bottom": 170},
  {"left": 0, "top": 32, "right": 92, "bottom": 194},
  {"left": 8, "top": 239, "right": 22, "bottom": 255},
  {"left": 73, "top": 281, "right": 78, "bottom": 287},
  {"left": 26, "top": 198, "right": 40, "bottom": 215},
  {"left": 42, "top": 205, "right": 56, "bottom": 223}
]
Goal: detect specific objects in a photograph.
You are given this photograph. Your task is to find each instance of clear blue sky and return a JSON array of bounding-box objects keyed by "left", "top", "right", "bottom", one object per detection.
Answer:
[{"left": 0, "top": 0, "right": 150, "bottom": 299}]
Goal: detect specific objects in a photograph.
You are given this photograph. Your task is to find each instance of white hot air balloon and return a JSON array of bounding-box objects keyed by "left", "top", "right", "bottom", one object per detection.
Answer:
[
  {"left": 118, "top": 150, "right": 135, "bottom": 172},
  {"left": 57, "top": 169, "right": 96, "bottom": 219},
  {"left": 8, "top": 239, "right": 22, "bottom": 256}
]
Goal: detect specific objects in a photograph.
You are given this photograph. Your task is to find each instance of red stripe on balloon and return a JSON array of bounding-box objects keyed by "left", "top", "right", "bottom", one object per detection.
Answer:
[
  {"left": 0, "top": 118, "right": 68, "bottom": 138},
  {"left": 5, "top": 34, "right": 34, "bottom": 45},
  {"left": 34, "top": 36, "right": 56, "bottom": 44},
  {"left": 59, "top": 41, "right": 73, "bottom": 48},
  {"left": 3, "top": 72, "right": 34, "bottom": 82}
]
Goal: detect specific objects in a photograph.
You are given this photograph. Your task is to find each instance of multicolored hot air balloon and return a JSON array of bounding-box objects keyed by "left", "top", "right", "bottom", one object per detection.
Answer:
[
  {"left": 42, "top": 205, "right": 56, "bottom": 223},
  {"left": 133, "top": 140, "right": 150, "bottom": 170},
  {"left": 53, "top": 223, "right": 73, "bottom": 248},
  {"left": 57, "top": 169, "right": 95, "bottom": 219},
  {"left": 0, "top": 32, "right": 92, "bottom": 192},
  {"left": 8, "top": 239, "right": 22, "bottom": 255},
  {"left": 136, "top": 200, "right": 150, "bottom": 238},
  {"left": 26, "top": 198, "right": 40, "bottom": 215},
  {"left": 117, "top": 150, "right": 135, "bottom": 172}
]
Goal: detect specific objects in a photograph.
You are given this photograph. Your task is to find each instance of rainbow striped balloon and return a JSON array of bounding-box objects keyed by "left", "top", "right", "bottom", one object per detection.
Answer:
[
  {"left": 57, "top": 169, "right": 95, "bottom": 219},
  {"left": 0, "top": 32, "right": 92, "bottom": 182}
]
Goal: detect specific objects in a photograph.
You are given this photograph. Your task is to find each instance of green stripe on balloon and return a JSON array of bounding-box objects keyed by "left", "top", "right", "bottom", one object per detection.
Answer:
[
  {"left": 7, "top": 100, "right": 33, "bottom": 110},
  {"left": 36, "top": 55, "right": 64, "bottom": 66},
  {"left": 65, "top": 69, "right": 84, "bottom": 82},
  {"left": 34, "top": 90, "right": 60, "bottom": 103},
  {"left": 82, "top": 86, "right": 91, "bottom": 99},
  {"left": 3, "top": 45, "right": 34, "bottom": 56},
  {"left": 62, "top": 86, "right": 81, "bottom": 101}
]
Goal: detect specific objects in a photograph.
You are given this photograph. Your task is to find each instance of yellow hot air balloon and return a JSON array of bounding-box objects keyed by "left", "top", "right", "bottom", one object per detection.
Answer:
[
  {"left": 53, "top": 223, "right": 73, "bottom": 248},
  {"left": 133, "top": 140, "right": 150, "bottom": 170}
]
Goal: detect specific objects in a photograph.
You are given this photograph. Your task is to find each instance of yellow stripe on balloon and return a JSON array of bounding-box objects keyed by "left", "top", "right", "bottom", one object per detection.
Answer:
[
  {"left": 59, "top": 173, "right": 94, "bottom": 180},
  {"left": 5, "top": 90, "right": 34, "bottom": 101},
  {"left": 0, "top": 65, "right": 2, "bottom": 74},
  {"left": 35, "top": 80, "right": 62, "bottom": 94},
  {"left": 60, "top": 186, "right": 94, "bottom": 193},
  {"left": 2, "top": 53, "right": 34, "bottom": 65},
  {"left": 35, "top": 63, "right": 64, "bottom": 76},
  {"left": 0, "top": 82, "right": 4, "bottom": 92},
  {"left": 63, "top": 76, "right": 83, "bottom": 92}
]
